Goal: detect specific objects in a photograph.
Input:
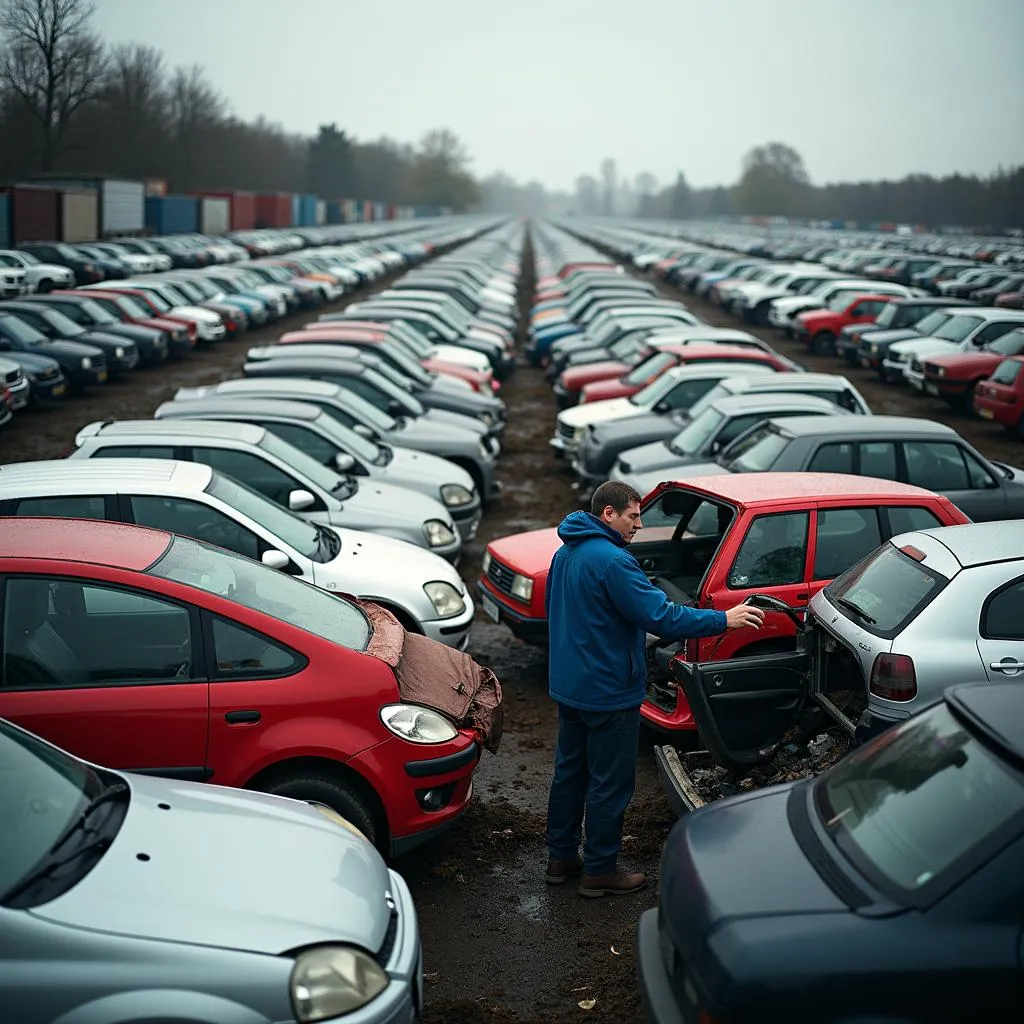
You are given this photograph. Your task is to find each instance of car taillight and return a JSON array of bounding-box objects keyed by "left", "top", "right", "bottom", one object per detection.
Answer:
[{"left": 870, "top": 653, "right": 917, "bottom": 701}]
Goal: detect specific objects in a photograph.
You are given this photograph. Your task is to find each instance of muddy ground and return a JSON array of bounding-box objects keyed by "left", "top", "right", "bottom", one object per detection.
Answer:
[{"left": 3, "top": 231, "right": 1022, "bottom": 1022}]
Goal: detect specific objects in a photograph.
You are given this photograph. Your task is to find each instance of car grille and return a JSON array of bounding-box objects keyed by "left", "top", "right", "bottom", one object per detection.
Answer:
[
  {"left": 557, "top": 419, "right": 575, "bottom": 443},
  {"left": 486, "top": 556, "right": 516, "bottom": 597},
  {"left": 910, "top": 359, "right": 923, "bottom": 374},
  {"left": 923, "top": 363, "right": 941, "bottom": 375},
  {"left": 3, "top": 369, "right": 20, "bottom": 385},
  {"left": 888, "top": 352, "right": 906, "bottom": 364},
  {"left": 90, "top": 355, "right": 107, "bottom": 372}
]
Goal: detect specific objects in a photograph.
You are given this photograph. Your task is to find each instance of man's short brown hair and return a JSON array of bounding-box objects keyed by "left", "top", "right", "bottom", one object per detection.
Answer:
[{"left": 591, "top": 480, "right": 643, "bottom": 517}]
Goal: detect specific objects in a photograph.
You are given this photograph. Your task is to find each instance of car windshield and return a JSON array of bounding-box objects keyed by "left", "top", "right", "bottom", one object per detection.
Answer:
[
  {"left": 311, "top": 412, "right": 386, "bottom": 463},
  {"left": 669, "top": 407, "right": 724, "bottom": 456},
  {"left": 623, "top": 351, "right": 675, "bottom": 386},
  {"left": 985, "top": 329, "right": 1024, "bottom": 355},
  {"left": 873, "top": 303, "right": 899, "bottom": 328},
  {"left": 720, "top": 425, "right": 789, "bottom": 472},
  {"left": 207, "top": 474, "right": 325, "bottom": 562},
  {"left": 631, "top": 371, "right": 678, "bottom": 407},
  {"left": 934, "top": 315, "right": 983, "bottom": 342},
  {"left": 74, "top": 298, "right": 118, "bottom": 325},
  {"left": 114, "top": 294, "right": 151, "bottom": 318},
  {"left": 826, "top": 542, "right": 948, "bottom": 634},
  {"left": 16, "top": 252, "right": 40, "bottom": 265},
  {"left": 135, "top": 289, "right": 171, "bottom": 313},
  {"left": 38, "top": 307, "right": 85, "bottom": 337},
  {"left": 816, "top": 703, "right": 1024, "bottom": 899},
  {"left": 0, "top": 313, "right": 47, "bottom": 345},
  {"left": 912, "top": 310, "right": 950, "bottom": 335},
  {"left": 827, "top": 292, "right": 858, "bottom": 312},
  {"left": 149, "top": 533, "right": 370, "bottom": 649}
]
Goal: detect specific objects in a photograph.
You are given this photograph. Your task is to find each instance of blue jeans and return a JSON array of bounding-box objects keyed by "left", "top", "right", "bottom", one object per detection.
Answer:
[{"left": 545, "top": 703, "right": 641, "bottom": 876}]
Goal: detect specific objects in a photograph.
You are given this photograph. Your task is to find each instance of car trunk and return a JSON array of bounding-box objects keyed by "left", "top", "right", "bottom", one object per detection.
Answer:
[{"left": 361, "top": 600, "right": 503, "bottom": 752}]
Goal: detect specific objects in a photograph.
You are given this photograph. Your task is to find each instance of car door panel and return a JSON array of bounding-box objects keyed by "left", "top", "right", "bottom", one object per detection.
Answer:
[{"left": 978, "top": 575, "right": 1024, "bottom": 682}]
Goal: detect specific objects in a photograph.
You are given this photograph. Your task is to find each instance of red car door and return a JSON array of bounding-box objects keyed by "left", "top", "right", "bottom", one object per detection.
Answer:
[{"left": 0, "top": 574, "right": 209, "bottom": 775}]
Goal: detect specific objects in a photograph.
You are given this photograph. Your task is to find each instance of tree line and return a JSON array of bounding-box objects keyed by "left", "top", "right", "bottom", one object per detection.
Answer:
[{"left": 0, "top": 0, "right": 480, "bottom": 209}]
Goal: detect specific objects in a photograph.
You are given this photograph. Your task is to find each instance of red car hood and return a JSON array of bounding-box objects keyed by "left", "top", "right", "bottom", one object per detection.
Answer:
[
  {"left": 581, "top": 377, "right": 641, "bottom": 402},
  {"left": 489, "top": 527, "right": 561, "bottom": 579},
  {"left": 560, "top": 360, "right": 628, "bottom": 392},
  {"left": 422, "top": 357, "right": 494, "bottom": 392},
  {"left": 927, "top": 351, "right": 1003, "bottom": 373},
  {"left": 797, "top": 311, "right": 839, "bottom": 331}
]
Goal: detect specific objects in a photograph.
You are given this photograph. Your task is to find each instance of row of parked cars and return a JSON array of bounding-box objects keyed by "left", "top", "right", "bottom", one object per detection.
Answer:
[
  {"left": 0, "top": 219, "right": 527, "bottom": 1021},
  {"left": 473, "top": 221, "right": 1023, "bottom": 1021}
]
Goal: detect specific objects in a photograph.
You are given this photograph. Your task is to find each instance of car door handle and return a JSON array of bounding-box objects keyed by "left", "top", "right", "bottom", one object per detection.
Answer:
[
  {"left": 224, "top": 710, "right": 261, "bottom": 725},
  {"left": 990, "top": 660, "right": 1024, "bottom": 672}
]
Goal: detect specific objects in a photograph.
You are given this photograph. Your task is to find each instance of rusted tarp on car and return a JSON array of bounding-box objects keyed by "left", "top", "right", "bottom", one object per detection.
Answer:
[{"left": 361, "top": 601, "right": 503, "bottom": 753}]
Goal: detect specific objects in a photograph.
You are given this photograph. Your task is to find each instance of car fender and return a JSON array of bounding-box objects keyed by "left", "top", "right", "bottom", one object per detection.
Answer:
[{"left": 50, "top": 990, "right": 272, "bottom": 1024}]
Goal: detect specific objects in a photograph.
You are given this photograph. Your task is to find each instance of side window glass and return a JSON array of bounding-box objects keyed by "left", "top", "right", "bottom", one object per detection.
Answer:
[
  {"left": 129, "top": 495, "right": 259, "bottom": 560},
  {"left": 261, "top": 422, "right": 337, "bottom": 466},
  {"left": 14, "top": 495, "right": 107, "bottom": 520},
  {"left": 341, "top": 377, "right": 378, "bottom": 403},
  {"left": 211, "top": 615, "right": 299, "bottom": 677},
  {"left": 191, "top": 448, "right": 303, "bottom": 508},
  {"left": 859, "top": 442, "right": 897, "bottom": 479},
  {"left": 716, "top": 413, "right": 763, "bottom": 447},
  {"left": 886, "top": 506, "right": 943, "bottom": 536},
  {"left": 813, "top": 508, "right": 882, "bottom": 581},
  {"left": 974, "top": 323, "right": 1014, "bottom": 346},
  {"left": 982, "top": 580, "right": 1024, "bottom": 640},
  {"left": 808, "top": 442, "right": 854, "bottom": 474},
  {"left": 962, "top": 449, "right": 995, "bottom": 489},
  {"left": 665, "top": 378, "right": 716, "bottom": 410},
  {"left": 92, "top": 445, "right": 176, "bottom": 459},
  {"left": 904, "top": 442, "right": 969, "bottom": 491},
  {"left": 728, "top": 512, "right": 809, "bottom": 589},
  {"left": 3, "top": 578, "right": 192, "bottom": 689}
]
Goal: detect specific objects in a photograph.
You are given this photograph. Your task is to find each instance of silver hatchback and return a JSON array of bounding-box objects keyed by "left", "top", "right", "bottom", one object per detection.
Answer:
[{"left": 671, "top": 521, "right": 1024, "bottom": 771}]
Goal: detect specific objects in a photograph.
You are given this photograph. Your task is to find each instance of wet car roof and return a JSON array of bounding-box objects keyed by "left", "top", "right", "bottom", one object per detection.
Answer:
[{"left": 0, "top": 516, "right": 170, "bottom": 570}]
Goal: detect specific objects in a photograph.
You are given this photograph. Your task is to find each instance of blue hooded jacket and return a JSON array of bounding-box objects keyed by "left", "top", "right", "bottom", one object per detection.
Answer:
[{"left": 546, "top": 510, "right": 728, "bottom": 712}]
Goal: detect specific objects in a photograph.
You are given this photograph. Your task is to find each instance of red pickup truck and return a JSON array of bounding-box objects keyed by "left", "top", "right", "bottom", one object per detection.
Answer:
[
  {"left": 794, "top": 293, "right": 893, "bottom": 355},
  {"left": 922, "top": 329, "right": 1024, "bottom": 411},
  {"left": 478, "top": 473, "right": 968, "bottom": 738}
]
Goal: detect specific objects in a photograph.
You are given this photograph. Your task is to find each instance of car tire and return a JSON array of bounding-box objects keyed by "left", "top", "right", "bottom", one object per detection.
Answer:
[
  {"left": 36, "top": 279, "right": 55, "bottom": 294},
  {"left": 959, "top": 380, "right": 981, "bottom": 414},
  {"left": 263, "top": 772, "right": 378, "bottom": 846},
  {"left": 811, "top": 330, "right": 836, "bottom": 356}
]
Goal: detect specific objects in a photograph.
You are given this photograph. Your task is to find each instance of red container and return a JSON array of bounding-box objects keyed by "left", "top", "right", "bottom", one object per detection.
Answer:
[
  {"left": 255, "top": 192, "right": 292, "bottom": 228},
  {"left": 193, "top": 189, "right": 257, "bottom": 230},
  {"left": 4, "top": 184, "right": 60, "bottom": 244}
]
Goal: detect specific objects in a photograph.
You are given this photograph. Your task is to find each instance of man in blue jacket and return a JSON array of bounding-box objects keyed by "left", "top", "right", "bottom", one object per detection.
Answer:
[{"left": 545, "top": 480, "right": 765, "bottom": 897}]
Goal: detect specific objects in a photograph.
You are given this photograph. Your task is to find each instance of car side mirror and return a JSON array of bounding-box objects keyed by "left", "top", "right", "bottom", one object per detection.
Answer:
[
  {"left": 387, "top": 400, "right": 404, "bottom": 416},
  {"left": 334, "top": 452, "right": 355, "bottom": 473},
  {"left": 288, "top": 488, "right": 315, "bottom": 511},
  {"left": 261, "top": 549, "right": 290, "bottom": 570},
  {"left": 654, "top": 400, "right": 670, "bottom": 414}
]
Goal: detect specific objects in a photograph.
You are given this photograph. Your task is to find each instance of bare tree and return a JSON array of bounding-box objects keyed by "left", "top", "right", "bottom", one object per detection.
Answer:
[
  {"left": 165, "top": 62, "right": 224, "bottom": 191},
  {"left": 0, "top": 0, "right": 107, "bottom": 169}
]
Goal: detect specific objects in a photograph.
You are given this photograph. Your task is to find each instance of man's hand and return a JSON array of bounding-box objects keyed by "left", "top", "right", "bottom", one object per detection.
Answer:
[{"left": 725, "top": 603, "right": 766, "bottom": 631}]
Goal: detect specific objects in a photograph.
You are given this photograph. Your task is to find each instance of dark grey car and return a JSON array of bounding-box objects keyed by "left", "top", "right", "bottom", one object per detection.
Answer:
[{"left": 618, "top": 415, "right": 1024, "bottom": 523}]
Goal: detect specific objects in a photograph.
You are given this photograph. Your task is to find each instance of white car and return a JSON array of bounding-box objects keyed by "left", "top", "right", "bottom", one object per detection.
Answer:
[
  {"left": 0, "top": 250, "right": 72, "bottom": 293},
  {"left": 86, "top": 280, "right": 227, "bottom": 343},
  {"left": 768, "top": 279, "right": 921, "bottom": 332},
  {"left": 0, "top": 458, "right": 475, "bottom": 649}
]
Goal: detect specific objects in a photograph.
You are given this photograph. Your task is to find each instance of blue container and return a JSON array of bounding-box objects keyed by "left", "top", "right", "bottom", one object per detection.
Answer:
[
  {"left": 0, "top": 193, "right": 10, "bottom": 247},
  {"left": 300, "top": 194, "right": 318, "bottom": 226},
  {"left": 325, "top": 200, "right": 343, "bottom": 224},
  {"left": 145, "top": 195, "right": 199, "bottom": 235},
  {"left": 290, "top": 193, "right": 301, "bottom": 226}
]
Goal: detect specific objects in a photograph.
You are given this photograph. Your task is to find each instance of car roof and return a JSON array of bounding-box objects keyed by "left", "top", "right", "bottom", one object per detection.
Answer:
[
  {"left": 707, "top": 393, "right": 839, "bottom": 415},
  {"left": 719, "top": 372, "right": 853, "bottom": 392},
  {"left": 212, "top": 377, "right": 340, "bottom": 397},
  {"left": 0, "top": 516, "right": 170, "bottom": 570},
  {"left": 773, "top": 414, "right": 955, "bottom": 438},
  {"left": 244, "top": 357, "right": 364, "bottom": 374},
  {"left": 947, "top": 681, "right": 1024, "bottom": 766},
  {"left": 673, "top": 472, "right": 944, "bottom": 507},
  {"left": 158, "top": 397, "right": 323, "bottom": 422},
  {"left": 87, "top": 419, "right": 268, "bottom": 442},
  {"left": 663, "top": 362, "right": 776, "bottom": 381},
  {"left": 916, "top": 521, "right": 1024, "bottom": 567},
  {"left": 0, "top": 458, "right": 213, "bottom": 494}
]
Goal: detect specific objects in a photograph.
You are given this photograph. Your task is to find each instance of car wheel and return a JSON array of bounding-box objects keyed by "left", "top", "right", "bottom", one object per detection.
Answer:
[
  {"left": 959, "top": 380, "right": 981, "bottom": 414},
  {"left": 36, "top": 279, "right": 55, "bottom": 294},
  {"left": 811, "top": 330, "right": 836, "bottom": 356},
  {"left": 263, "top": 772, "right": 379, "bottom": 846}
]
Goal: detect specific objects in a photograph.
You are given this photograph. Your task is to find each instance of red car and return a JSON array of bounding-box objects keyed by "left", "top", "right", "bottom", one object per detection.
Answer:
[
  {"left": 974, "top": 355, "right": 1024, "bottom": 437},
  {"left": 0, "top": 517, "right": 502, "bottom": 855},
  {"left": 477, "top": 474, "right": 967, "bottom": 736},
  {"left": 79, "top": 286, "right": 201, "bottom": 346},
  {"left": 55, "top": 289, "right": 195, "bottom": 357},
  {"left": 573, "top": 344, "right": 795, "bottom": 405},
  {"left": 923, "top": 328, "right": 1024, "bottom": 411},
  {"left": 793, "top": 292, "right": 894, "bottom": 355}
]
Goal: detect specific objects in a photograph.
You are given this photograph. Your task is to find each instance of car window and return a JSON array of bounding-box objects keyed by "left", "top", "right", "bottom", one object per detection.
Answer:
[
  {"left": 981, "top": 578, "right": 1024, "bottom": 640},
  {"left": 728, "top": 511, "right": 809, "bottom": 588},
  {"left": 991, "top": 359, "right": 1022, "bottom": 386},
  {"left": 91, "top": 445, "right": 177, "bottom": 460},
  {"left": 2, "top": 577, "right": 193, "bottom": 689},
  {"left": 886, "top": 506, "right": 944, "bottom": 535},
  {"left": 258, "top": 421, "right": 338, "bottom": 467},
  {"left": 859, "top": 442, "right": 897, "bottom": 479},
  {"left": 972, "top": 322, "right": 1016, "bottom": 346},
  {"left": 130, "top": 495, "right": 260, "bottom": 560},
  {"left": 808, "top": 442, "right": 854, "bottom": 474},
  {"left": 13, "top": 495, "right": 106, "bottom": 520},
  {"left": 903, "top": 441, "right": 972, "bottom": 491},
  {"left": 813, "top": 508, "right": 883, "bottom": 581},
  {"left": 210, "top": 615, "right": 300, "bottom": 677},
  {"left": 636, "top": 492, "right": 731, "bottom": 539},
  {"left": 817, "top": 703, "right": 1024, "bottom": 903},
  {"left": 189, "top": 447, "right": 309, "bottom": 508}
]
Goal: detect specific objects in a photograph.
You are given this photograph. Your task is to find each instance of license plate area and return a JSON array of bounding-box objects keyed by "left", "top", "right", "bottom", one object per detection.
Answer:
[{"left": 481, "top": 593, "right": 500, "bottom": 623}]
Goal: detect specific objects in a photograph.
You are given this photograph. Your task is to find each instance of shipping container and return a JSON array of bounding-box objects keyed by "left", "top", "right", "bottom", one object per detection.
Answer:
[
  {"left": 5, "top": 184, "right": 60, "bottom": 244},
  {"left": 0, "top": 193, "right": 9, "bottom": 248},
  {"left": 146, "top": 195, "right": 199, "bottom": 235},
  {"left": 59, "top": 188, "right": 98, "bottom": 242},
  {"left": 326, "top": 200, "right": 343, "bottom": 225},
  {"left": 24, "top": 176, "right": 145, "bottom": 236},
  {"left": 192, "top": 190, "right": 257, "bottom": 231},
  {"left": 342, "top": 198, "right": 357, "bottom": 223},
  {"left": 254, "top": 193, "right": 292, "bottom": 228},
  {"left": 315, "top": 199, "right": 326, "bottom": 226},
  {"left": 199, "top": 196, "right": 230, "bottom": 234}
]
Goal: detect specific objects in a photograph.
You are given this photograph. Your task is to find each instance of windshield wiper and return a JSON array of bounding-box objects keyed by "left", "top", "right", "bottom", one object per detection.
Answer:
[
  {"left": 331, "top": 473, "right": 358, "bottom": 499},
  {"left": 374, "top": 445, "right": 393, "bottom": 467},
  {"left": 314, "top": 523, "right": 341, "bottom": 561},
  {"left": 2, "top": 835, "right": 115, "bottom": 906},
  {"left": 835, "top": 597, "right": 877, "bottom": 625}
]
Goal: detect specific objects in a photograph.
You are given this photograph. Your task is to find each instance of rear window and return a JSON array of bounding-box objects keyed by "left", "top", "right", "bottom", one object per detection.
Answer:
[
  {"left": 825, "top": 542, "right": 948, "bottom": 638},
  {"left": 991, "top": 359, "right": 1023, "bottom": 386},
  {"left": 816, "top": 703, "right": 1024, "bottom": 905}
]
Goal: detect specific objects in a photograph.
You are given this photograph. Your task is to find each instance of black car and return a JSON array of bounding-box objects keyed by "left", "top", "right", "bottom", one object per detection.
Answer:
[
  {"left": 835, "top": 298, "right": 973, "bottom": 365},
  {"left": 0, "top": 311, "right": 106, "bottom": 392},
  {"left": 0, "top": 301, "right": 138, "bottom": 378},
  {"left": 19, "top": 294, "right": 168, "bottom": 367},
  {"left": 16, "top": 243, "right": 105, "bottom": 286},
  {"left": 639, "top": 680, "right": 1024, "bottom": 1023}
]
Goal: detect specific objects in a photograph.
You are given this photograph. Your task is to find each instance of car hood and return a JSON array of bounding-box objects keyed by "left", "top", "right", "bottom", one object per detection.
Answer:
[
  {"left": 328, "top": 478, "right": 455, "bottom": 535},
  {"left": 385, "top": 445, "right": 475, "bottom": 492},
  {"left": 562, "top": 360, "right": 629, "bottom": 390},
  {"left": 30, "top": 772, "right": 391, "bottom": 955},
  {"left": 858, "top": 327, "right": 922, "bottom": 345},
  {"left": 29, "top": 263, "right": 74, "bottom": 279},
  {"left": 889, "top": 337, "right": 957, "bottom": 358},
  {"left": 3, "top": 350, "right": 61, "bottom": 374},
  {"left": 772, "top": 296, "right": 822, "bottom": 314},
  {"left": 171, "top": 304, "right": 220, "bottom": 324},
  {"left": 421, "top": 408, "right": 490, "bottom": 437},
  {"left": 389, "top": 415, "right": 484, "bottom": 449},
  {"left": 38, "top": 338, "right": 105, "bottom": 359},
  {"left": 488, "top": 526, "right": 562, "bottom": 578},
  {"left": 560, "top": 396, "right": 639, "bottom": 430},
  {"left": 617, "top": 437, "right": 692, "bottom": 473},
  {"left": 432, "top": 343, "right": 491, "bottom": 371},
  {"left": 425, "top": 379, "right": 503, "bottom": 414},
  {"left": 590, "top": 412, "right": 679, "bottom": 451}
]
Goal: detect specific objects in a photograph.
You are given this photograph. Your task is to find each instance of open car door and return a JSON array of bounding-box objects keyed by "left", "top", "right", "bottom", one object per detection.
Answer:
[{"left": 675, "top": 646, "right": 811, "bottom": 772}]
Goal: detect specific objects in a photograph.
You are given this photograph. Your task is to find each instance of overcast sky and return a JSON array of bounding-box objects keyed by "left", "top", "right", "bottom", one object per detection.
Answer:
[{"left": 92, "top": 0, "right": 1024, "bottom": 193}]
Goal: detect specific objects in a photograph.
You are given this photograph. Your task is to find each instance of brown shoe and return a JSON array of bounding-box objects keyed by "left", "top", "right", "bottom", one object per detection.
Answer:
[
  {"left": 579, "top": 870, "right": 647, "bottom": 898},
  {"left": 545, "top": 854, "right": 584, "bottom": 885}
]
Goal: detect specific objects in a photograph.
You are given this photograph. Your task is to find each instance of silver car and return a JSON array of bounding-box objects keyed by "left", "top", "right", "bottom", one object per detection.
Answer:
[
  {"left": 673, "top": 521, "right": 1024, "bottom": 771},
  {"left": 0, "top": 717, "right": 422, "bottom": 1024},
  {"left": 0, "top": 459, "right": 475, "bottom": 648},
  {"left": 0, "top": 356, "right": 29, "bottom": 411},
  {"left": 152, "top": 397, "right": 483, "bottom": 542},
  {"left": 68, "top": 419, "right": 463, "bottom": 562}
]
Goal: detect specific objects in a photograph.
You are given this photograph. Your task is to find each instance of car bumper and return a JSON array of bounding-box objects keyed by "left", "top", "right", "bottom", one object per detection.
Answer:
[
  {"left": 476, "top": 582, "right": 548, "bottom": 644},
  {"left": 653, "top": 743, "right": 703, "bottom": 818},
  {"left": 450, "top": 501, "right": 483, "bottom": 542},
  {"left": 905, "top": 368, "right": 926, "bottom": 391},
  {"left": 6, "top": 378, "right": 30, "bottom": 410},
  {"left": 363, "top": 868, "right": 423, "bottom": 1024},
  {"left": 881, "top": 358, "right": 909, "bottom": 381},
  {"left": 422, "top": 594, "right": 476, "bottom": 650},
  {"left": 0, "top": 282, "right": 29, "bottom": 297},
  {"left": 637, "top": 909, "right": 687, "bottom": 1024},
  {"left": 974, "top": 397, "right": 1019, "bottom": 426},
  {"left": 924, "top": 376, "right": 966, "bottom": 397},
  {"left": 853, "top": 703, "right": 911, "bottom": 746}
]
